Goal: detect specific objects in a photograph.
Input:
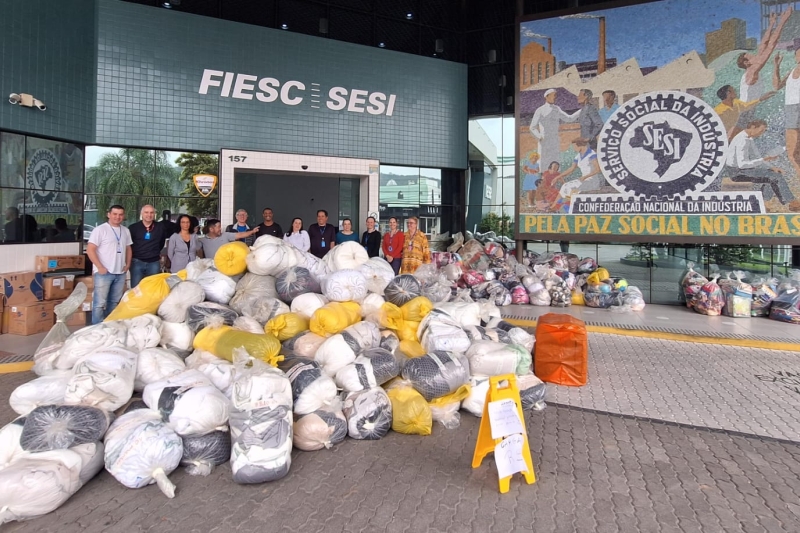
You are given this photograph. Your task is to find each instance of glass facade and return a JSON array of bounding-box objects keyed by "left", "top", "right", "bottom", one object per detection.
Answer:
[
  {"left": 1, "top": 132, "right": 84, "bottom": 244},
  {"left": 83, "top": 147, "right": 219, "bottom": 233}
]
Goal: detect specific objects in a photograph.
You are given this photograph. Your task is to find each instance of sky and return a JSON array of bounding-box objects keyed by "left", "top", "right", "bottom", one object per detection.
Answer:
[{"left": 520, "top": 0, "right": 763, "bottom": 68}]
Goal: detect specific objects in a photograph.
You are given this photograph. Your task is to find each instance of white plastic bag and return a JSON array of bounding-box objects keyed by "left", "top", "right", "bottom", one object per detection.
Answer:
[
  {"left": 418, "top": 310, "right": 471, "bottom": 353},
  {"left": 290, "top": 293, "right": 329, "bottom": 320},
  {"left": 103, "top": 409, "right": 183, "bottom": 498},
  {"left": 159, "top": 321, "right": 195, "bottom": 357},
  {"left": 246, "top": 242, "right": 298, "bottom": 276},
  {"left": 466, "top": 340, "right": 523, "bottom": 377},
  {"left": 9, "top": 371, "right": 72, "bottom": 416},
  {"left": 31, "top": 282, "right": 89, "bottom": 376},
  {"left": 462, "top": 376, "right": 490, "bottom": 417},
  {"left": 143, "top": 370, "right": 230, "bottom": 437},
  {"left": 360, "top": 293, "right": 386, "bottom": 317},
  {"left": 282, "top": 330, "right": 327, "bottom": 358},
  {"left": 134, "top": 347, "right": 186, "bottom": 392},
  {"left": 314, "top": 334, "right": 357, "bottom": 377},
  {"left": 194, "top": 268, "right": 237, "bottom": 305},
  {"left": 278, "top": 357, "right": 338, "bottom": 415},
  {"left": 0, "top": 449, "right": 84, "bottom": 525},
  {"left": 44, "top": 322, "right": 129, "bottom": 373},
  {"left": 124, "top": 314, "right": 163, "bottom": 352},
  {"left": 64, "top": 347, "right": 138, "bottom": 411},
  {"left": 358, "top": 257, "right": 395, "bottom": 294},
  {"left": 334, "top": 349, "right": 400, "bottom": 392},
  {"left": 322, "top": 269, "right": 368, "bottom": 302},
  {"left": 323, "top": 241, "right": 369, "bottom": 271},
  {"left": 158, "top": 280, "right": 205, "bottom": 323},
  {"left": 233, "top": 315, "right": 266, "bottom": 334}
]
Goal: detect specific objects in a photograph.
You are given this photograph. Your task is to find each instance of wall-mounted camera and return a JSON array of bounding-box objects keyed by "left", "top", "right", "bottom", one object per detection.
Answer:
[
  {"left": 8, "top": 93, "right": 21, "bottom": 105},
  {"left": 301, "top": 165, "right": 308, "bottom": 170},
  {"left": 8, "top": 93, "right": 46, "bottom": 110},
  {"left": 33, "top": 98, "right": 46, "bottom": 111}
]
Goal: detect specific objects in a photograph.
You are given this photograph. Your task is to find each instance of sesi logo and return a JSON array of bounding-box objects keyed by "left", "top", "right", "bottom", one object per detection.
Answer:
[{"left": 198, "top": 69, "right": 397, "bottom": 116}]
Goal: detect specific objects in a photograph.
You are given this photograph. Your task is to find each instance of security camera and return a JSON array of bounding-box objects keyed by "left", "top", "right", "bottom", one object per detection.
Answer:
[
  {"left": 8, "top": 93, "right": 20, "bottom": 105},
  {"left": 301, "top": 165, "right": 308, "bottom": 170},
  {"left": 33, "top": 99, "right": 46, "bottom": 111}
]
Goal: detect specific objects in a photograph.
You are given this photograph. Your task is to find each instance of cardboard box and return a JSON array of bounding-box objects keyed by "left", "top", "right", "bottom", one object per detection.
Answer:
[
  {"left": 44, "top": 275, "right": 76, "bottom": 300},
  {"left": 35, "top": 255, "right": 85, "bottom": 273},
  {"left": 75, "top": 275, "right": 94, "bottom": 291},
  {"left": 1, "top": 271, "right": 44, "bottom": 306},
  {"left": 65, "top": 311, "right": 89, "bottom": 327},
  {"left": 4, "top": 302, "right": 55, "bottom": 336}
]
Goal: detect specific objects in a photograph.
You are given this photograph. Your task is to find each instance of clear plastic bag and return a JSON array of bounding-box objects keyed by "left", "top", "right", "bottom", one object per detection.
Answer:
[
  {"left": 292, "top": 407, "right": 347, "bottom": 450},
  {"left": 32, "top": 282, "right": 88, "bottom": 375},
  {"left": 401, "top": 351, "right": 469, "bottom": 402},
  {"left": 186, "top": 302, "right": 239, "bottom": 333},
  {"left": 181, "top": 429, "right": 231, "bottom": 476},
  {"left": 342, "top": 387, "right": 393, "bottom": 440},
  {"left": 157, "top": 281, "right": 205, "bottom": 323},
  {"left": 64, "top": 347, "right": 138, "bottom": 411},
  {"left": 769, "top": 288, "right": 800, "bottom": 324},
  {"left": 36, "top": 321, "right": 129, "bottom": 375},
  {"left": 384, "top": 275, "right": 422, "bottom": 306},
  {"left": 277, "top": 357, "right": 338, "bottom": 415},
  {"left": 103, "top": 409, "right": 183, "bottom": 497},
  {"left": 276, "top": 266, "right": 321, "bottom": 303},
  {"left": 124, "top": 313, "right": 163, "bottom": 352},
  {"left": 9, "top": 371, "right": 71, "bottom": 416},
  {"left": 334, "top": 350, "right": 400, "bottom": 392},
  {"left": 20, "top": 405, "right": 111, "bottom": 452}
]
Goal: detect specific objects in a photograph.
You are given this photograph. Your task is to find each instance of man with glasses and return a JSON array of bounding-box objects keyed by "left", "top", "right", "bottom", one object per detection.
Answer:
[{"left": 226, "top": 209, "right": 256, "bottom": 246}]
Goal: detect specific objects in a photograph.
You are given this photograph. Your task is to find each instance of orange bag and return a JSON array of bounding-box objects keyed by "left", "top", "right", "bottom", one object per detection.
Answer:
[{"left": 533, "top": 313, "right": 588, "bottom": 386}]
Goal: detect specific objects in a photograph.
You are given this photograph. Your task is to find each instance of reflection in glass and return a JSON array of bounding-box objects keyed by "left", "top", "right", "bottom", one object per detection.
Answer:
[
  {"left": 1, "top": 132, "right": 26, "bottom": 188},
  {"left": 419, "top": 168, "right": 442, "bottom": 205},
  {"left": 25, "top": 136, "right": 84, "bottom": 193},
  {"left": 167, "top": 151, "right": 220, "bottom": 218},
  {"left": 85, "top": 148, "right": 177, "bottom": 216}
]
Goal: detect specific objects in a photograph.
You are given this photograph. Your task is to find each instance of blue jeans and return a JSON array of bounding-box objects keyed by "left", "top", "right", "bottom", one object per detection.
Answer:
[
  {"left": 130, "top": 258, "right": 161, "bottom": 288},
  {"left": 92, "top": 272, "right": 127, "bottom": 324}
]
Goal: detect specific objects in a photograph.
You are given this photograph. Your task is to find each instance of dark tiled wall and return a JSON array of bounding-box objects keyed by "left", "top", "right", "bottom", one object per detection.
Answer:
[
  {"left": 95, "top": 0, "right": 468, "bottom": 169},
  {"left": 0, "top": 0, "right": 96, "bottom": 142}
]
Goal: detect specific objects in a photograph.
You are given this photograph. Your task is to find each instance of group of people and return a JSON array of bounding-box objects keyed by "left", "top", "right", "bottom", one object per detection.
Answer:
[{"left": 86, "top": 203, "right": 431, "bottom": 325}]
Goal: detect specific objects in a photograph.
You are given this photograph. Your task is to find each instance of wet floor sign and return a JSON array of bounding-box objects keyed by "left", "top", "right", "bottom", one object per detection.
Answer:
[{"left": 471, "top": 374, "right": 536, "bottom": 493}]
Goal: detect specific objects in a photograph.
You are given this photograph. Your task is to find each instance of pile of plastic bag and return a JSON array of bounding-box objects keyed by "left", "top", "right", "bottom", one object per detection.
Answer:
[{"left": 0, "top": 237, "right": 551, "bottom": 525}]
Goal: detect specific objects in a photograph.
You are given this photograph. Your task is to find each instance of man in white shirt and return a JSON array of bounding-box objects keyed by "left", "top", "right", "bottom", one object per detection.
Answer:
[
  {"left": 726, "top": 120, "right": 797, "bottom": 208},
  {"left": 86, "top": 205, "right": 133, "bottom": 324},
  {"left": 530, "top": 88, "right": 576, "bottom": 170}
]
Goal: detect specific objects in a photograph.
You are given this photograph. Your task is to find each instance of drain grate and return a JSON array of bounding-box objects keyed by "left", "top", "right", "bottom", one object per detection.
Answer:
[
  {"left": 501, "top": 314, "right": 800, "bottom": 345},
  {"left": 0, "top": 354, "right": 33, "bottom": 364}
]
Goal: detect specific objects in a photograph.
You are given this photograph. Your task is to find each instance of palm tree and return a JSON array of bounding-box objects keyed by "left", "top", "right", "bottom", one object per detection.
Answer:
[{"left": 88, "top": 149, "right": 178, "bottom": 220}]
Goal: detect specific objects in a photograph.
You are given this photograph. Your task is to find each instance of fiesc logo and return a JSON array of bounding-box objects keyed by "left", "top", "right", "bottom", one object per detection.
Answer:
[{"left": 597, "top": 91, "right": 727, "bottom": 197}]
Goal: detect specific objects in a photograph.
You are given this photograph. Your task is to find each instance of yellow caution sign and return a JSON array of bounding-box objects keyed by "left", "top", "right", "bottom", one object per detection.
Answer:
[{"left": 471, "top": 374, "right": 536, "bottom": 493}]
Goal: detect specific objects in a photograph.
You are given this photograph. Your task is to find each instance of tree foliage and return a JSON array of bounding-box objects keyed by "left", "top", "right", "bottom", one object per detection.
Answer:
[
  {"left": 177, "top": 153, "right": 219, "bottom": 218},
  {"left": 478, "top": 211, "right": 513, "bottom": 238},
  {"left": 87, "top": 149, "right": 178, "bottom": 218}
]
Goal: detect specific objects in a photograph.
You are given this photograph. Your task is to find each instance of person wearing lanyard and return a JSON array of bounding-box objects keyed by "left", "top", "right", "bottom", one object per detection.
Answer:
[
  {"left": 401, "top": 216, "right": 431, "bottom": 274},
  {"left": 86, "top": 204, "right": 132, "bottom": 324},
  {"left": 382, "top": 217, "right": 405, "bottom": 275},
  {"left": 308, "top": 209, "right": 337, "bottom": 258},
  {"left": 128, "top": 204, "right": 167, "bottom": 288},
  {"left": 225, "top": 209, "right": 256, "bottom": 246},
  {"left": 361, "top": 216, "right": 381, "bottom": 258}
]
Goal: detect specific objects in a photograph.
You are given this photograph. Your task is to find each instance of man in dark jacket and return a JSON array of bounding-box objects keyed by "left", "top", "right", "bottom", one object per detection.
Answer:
[{"left": 256, "top": 207, "right": 283, "bottom": 238}]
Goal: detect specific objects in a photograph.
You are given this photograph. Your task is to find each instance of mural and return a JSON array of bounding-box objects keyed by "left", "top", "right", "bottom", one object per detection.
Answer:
[{"left": 517, "top": 0, "right": 800, "bottom": 241}]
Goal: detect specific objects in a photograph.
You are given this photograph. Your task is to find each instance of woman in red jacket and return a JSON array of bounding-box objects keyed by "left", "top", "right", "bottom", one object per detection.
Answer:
[{"left": 382, "top": 217, "right": 405, "bottom": 275}]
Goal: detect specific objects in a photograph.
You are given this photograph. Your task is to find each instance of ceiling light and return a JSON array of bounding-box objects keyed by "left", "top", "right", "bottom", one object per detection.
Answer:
[
  {"left": 378, "top": 42, "right": 386, "bottom": 48},
  {"left": 162, "top": 2, "right": 172, "bottom": 8},
  {"left": 281, "top": 23, "right": 288, "bottom": 29},
  {"left": 406, "top": 13, "right": 413, "bottom": 19}
]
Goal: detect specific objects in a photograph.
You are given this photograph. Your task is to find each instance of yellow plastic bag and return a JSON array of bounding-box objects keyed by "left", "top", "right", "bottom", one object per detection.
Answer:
[
  {"left": 428, "top": 384, "right": 471, "bottom": 429},
  {"left": 194, "top": 325, "right": 283, "bottom": 366},
  {"left": 214, "top": 241, "right": 250, "bottom": 276},
  {"left": 396, "top": 320, "right": 420, "bottom": 342},
  {"left": 374, "top": 302, "right": 403, "bottom": 330},
  {"left": 265, "top": 312, "right": 309, "bottom": 341},
  {"left": 398, "top": 340, "right": 426, "bottom": 358},
  {"left": 309, "top": 301, "right": 362, "bottom": 337},
  {"left": 587, "top": 267, "right": 610, "bottom": 285},
  {"left": 571, "top": 288, "right": 585, "bottom": 306},
  {"left": 386, "top": 385, "right": 432, "bottom": 435},
  {"left": 429, "top": 384, "right": 471, "bottom": 408},
  {"left": 105, "top": 273, "right": 176, "bottom": 321},
  {"left": 400, "top": 296, "right": 433, "bottom": 323}
]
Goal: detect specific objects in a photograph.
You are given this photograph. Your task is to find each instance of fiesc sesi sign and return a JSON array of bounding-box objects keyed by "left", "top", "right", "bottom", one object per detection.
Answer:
[{"left": 198, "top": 69, "right": 397, "bottom": 116}]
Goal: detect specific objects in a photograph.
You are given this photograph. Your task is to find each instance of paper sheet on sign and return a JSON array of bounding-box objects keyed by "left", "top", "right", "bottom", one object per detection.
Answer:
[
  {"left": 495, "top": 434, "right": 527, "bottom": 479},
  {"left": 488, "top": 399, "right": 524, "bottom": 440}
]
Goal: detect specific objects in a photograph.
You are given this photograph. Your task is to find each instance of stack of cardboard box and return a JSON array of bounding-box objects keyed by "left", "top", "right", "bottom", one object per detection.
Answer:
[{"left": 1, "top": 255, "right": 89, "bottom": 336}]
